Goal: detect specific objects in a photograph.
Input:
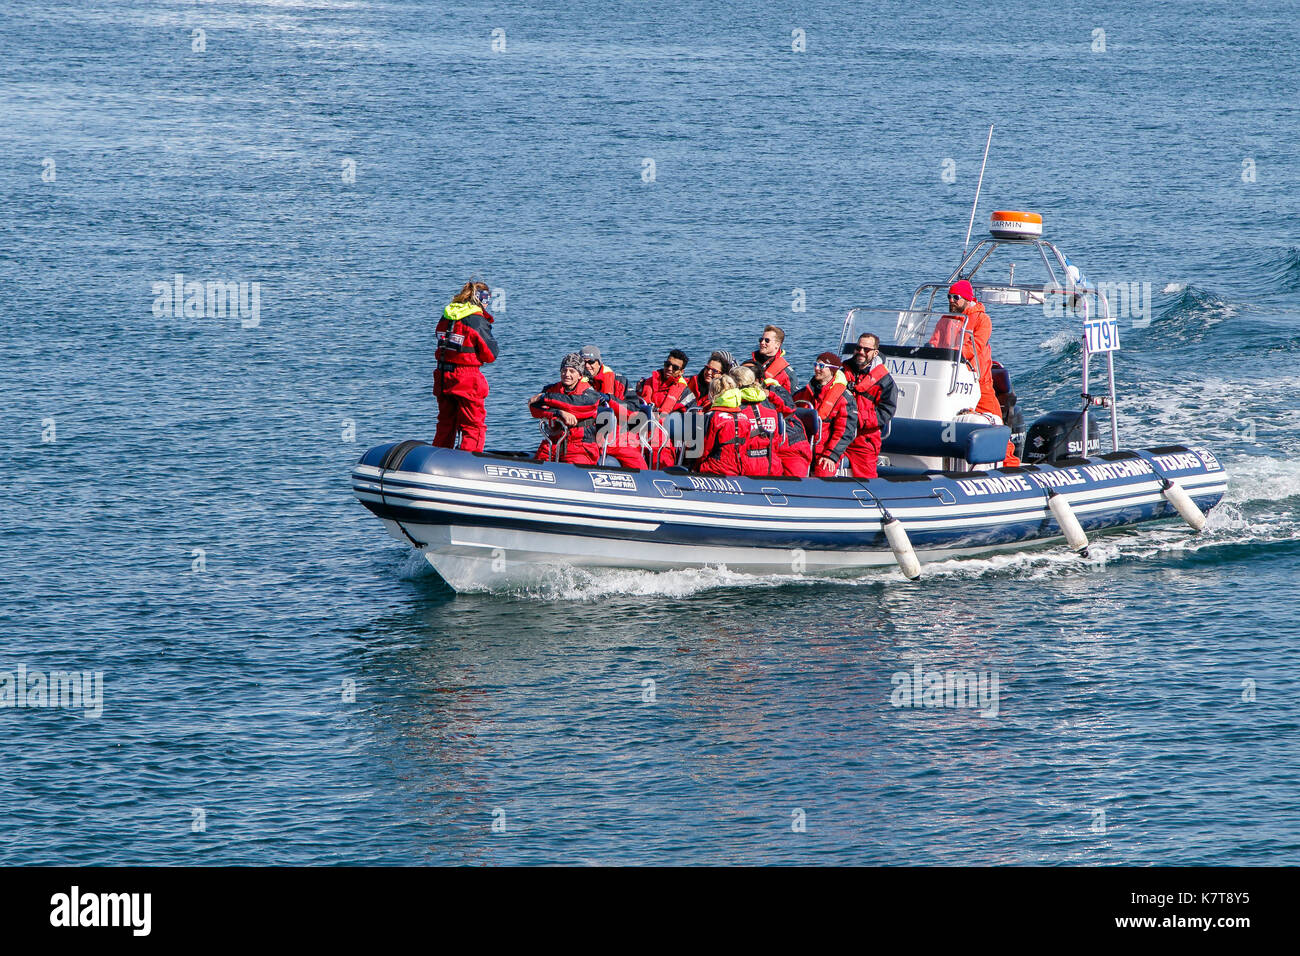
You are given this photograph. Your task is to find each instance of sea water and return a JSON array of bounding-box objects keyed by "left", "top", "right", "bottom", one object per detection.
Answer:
[{"left": 2, "top": 0, "right": 1298, "bottom": 864}]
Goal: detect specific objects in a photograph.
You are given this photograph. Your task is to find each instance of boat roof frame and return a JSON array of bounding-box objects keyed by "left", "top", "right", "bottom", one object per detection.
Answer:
[{"left": 843, "top": 234, "right": 1121, "bottom": 452}]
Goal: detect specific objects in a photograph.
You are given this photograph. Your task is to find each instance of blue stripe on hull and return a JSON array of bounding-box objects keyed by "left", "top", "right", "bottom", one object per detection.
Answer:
[{"left": 357, "top": 488, "right": 1224, "bottom": 553}]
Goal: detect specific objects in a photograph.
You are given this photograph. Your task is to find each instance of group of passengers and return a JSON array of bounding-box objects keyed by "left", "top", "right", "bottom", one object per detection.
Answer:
[
  {"left": 429, "top": 278, "right": 1017, "bottom": 480},
  {"left": 526, "top": 325, "right": 899, "bottom": 480}
]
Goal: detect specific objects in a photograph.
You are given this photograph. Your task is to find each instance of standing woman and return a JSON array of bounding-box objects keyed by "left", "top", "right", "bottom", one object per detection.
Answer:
[{"left": 433, "top": 280, "right": 498, "bottom": 452}]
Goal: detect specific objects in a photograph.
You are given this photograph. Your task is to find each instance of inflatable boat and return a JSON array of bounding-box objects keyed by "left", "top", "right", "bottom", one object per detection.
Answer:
[{"left": 353, "top": 212, "right": 1227, "bottom": 590}]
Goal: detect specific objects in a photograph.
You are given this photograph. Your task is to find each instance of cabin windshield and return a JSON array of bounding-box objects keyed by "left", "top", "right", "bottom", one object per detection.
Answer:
[{"left": 840, "top": 307, "right": 959, "bottom": 353}]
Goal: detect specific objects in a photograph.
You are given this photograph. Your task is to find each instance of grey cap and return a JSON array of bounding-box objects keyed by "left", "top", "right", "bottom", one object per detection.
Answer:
[
  {"left": 561, "top": 352, "right": 584, "bottom": 372},
  {"left": 711, "top": 349, "right": 736, "bottom": 372},
  {"left": 579, "top": 345, "right": 602, "bottom": 363}
]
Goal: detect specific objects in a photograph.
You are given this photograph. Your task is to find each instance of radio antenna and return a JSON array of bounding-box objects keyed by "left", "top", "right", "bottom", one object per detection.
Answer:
[{"left": 962, "top": 125, "right": 994, "bottom": 259}]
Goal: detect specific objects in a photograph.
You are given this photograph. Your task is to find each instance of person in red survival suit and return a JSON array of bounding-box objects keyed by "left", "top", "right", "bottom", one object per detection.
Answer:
[
  {"left": 433, "top": 280, "right": 499, "bottom": 452},
  {"left": 751, "top": 326, "right": 800, "bottom": 393},
  {"left": 729, "top": 366, "right": 784, "bottom": 477},
  {"left": 688, "top": 351, "right": 735, "bottom": 410},
  {"left": 530, "top": 353, "right": 602, "bottom": 465},
  {"left": 695, "top": 374, "right": 751, "bottom": 476},
  {"left": 842, "top": 332, "right": 898, "bottom": 479},
  {"left": 927, "top": 279, "right": 1018, "bottom": 465},
  {"left": 578, "top": 344, "right": 647, "bottom": 469},
  {"left": 637, "top": 349, "right": 695, "bottom": 469},
  {"left": 793, "top": 352, "right": 858, "bottom": 477},
  {"left": 745, "top": 363, "right": 813, "bottom": 477}
]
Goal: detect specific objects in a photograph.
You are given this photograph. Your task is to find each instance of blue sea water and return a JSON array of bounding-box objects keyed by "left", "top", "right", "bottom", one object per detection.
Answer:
[{"left": 2, "top": 0, "right": 1299, "bottom": 864}]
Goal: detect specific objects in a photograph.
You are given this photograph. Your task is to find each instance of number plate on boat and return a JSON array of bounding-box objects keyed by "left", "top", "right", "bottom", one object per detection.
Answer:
[{"left": 1083, "top": 317, "right": 1120, "bottom": 353}]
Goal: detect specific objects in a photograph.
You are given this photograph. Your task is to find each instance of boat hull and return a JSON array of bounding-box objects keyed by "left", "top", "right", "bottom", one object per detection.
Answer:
[{"left": 352, "top": 443, "right": 1228, "bottom": 591}]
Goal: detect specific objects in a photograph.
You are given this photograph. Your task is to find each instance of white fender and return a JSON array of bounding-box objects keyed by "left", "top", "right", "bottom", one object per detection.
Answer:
[
  {"left": 1048, "top": 490, "right": 1090, "bottom": 556},
  {"left": 1161, "top": 478, "right": 1207, "bottom": 532},
  {"left": 883, "top": 515, "right": 922, "bottom": 580}
]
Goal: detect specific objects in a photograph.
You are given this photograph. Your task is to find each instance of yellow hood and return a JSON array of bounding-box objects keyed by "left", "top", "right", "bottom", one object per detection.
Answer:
[
  {"left": 712, "top": 388, "right": 742, "bottom": 409},
  {"left": 443, "top": 301, "right": 483, "bottom": 323}
]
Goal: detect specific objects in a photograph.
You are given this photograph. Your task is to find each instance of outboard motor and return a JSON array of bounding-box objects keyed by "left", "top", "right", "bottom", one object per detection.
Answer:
[
  {"left": 1023, "top": 410, "right": 1101, "bottom": 464},
  {"left": 991, "top": 361, "right": 1026, "bottom": 461}
]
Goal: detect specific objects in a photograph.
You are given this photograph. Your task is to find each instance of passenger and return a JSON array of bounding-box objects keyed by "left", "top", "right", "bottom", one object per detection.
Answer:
[
  {"left": 751, "top": 325, "right": 799, "bottom": 392},
  {"left": 579, "top": 345, "right": 620, "bottom": 397},
  {"left": 695, "top": 374, "right": 748, "bottom": 476},
  {"left": 730, "top": 366, "right": 783, "bottom": 477},
  {"left": 530, "top": 353, "right": 601, "bottom": 464},
  {"left": 433, "top": 280, "right": 499, "bottom": 452},
  {"left": 637, "top": 349, "right": 694, "bottom": 469},
  {"left": 745, "top": 361, "right": 812, "bottom": 477},
  {"left": 842, "top": 333, "right": 898, "bottom": 479},
  {"left": 638, "top": 349, "right": 694, "bottom": 414},
  {"left": 579, "top": 344, "right": 647, "bottom": 469},
  {"left": 689, "top": 350, "right": 734, "bottom": 407},
  {"left": 793, "top": 352, "right": 858, "bottom": 478}
]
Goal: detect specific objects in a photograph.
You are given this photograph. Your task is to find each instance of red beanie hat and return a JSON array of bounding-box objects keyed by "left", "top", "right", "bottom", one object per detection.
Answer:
[
  {"left": 949, "top": 279, "right": 976, "bottom": 301},
  {"left": 815, "top": 351, "right": 842, "bottom": 368}
]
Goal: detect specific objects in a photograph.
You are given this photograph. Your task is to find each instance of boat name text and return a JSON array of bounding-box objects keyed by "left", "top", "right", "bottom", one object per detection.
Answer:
[
  {"left": 886, "top": 359, "right": 930, "bottom": 377},
  {"left": 1153, "top": 452, "right": 1205, "bottom": 473},
  {"left": 483, "top": 464, "right": 556, "bottom": 483},
  {"left": 689, "top": 476, "right": 744, "bottom": 495}
]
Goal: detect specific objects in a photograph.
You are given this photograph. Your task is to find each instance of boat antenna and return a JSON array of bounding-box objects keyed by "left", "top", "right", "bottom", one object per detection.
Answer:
[{"left": 962, "top": 124, "right": 994, "bottom": 259}]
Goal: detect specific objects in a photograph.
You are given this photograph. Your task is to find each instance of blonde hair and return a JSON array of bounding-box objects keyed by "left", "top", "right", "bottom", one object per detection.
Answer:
[
  {"left": 732, "top": 366, "right": 767, "bottom": 402},
  {"left": 452, "top": 279, "right": 489, "bottom": 304},
  {"left": 709, "top": 374, "right": 737, "bottom": 400}
]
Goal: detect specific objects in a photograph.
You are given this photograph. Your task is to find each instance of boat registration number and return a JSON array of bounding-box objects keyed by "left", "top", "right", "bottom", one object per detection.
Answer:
[{"left": 1083, "top": 317, "right": 1120, "bottom": 353}]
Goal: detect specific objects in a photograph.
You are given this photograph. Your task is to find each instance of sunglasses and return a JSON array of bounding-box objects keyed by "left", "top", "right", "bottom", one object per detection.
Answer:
[
  {"left": 664, "top": 361, "right": 684, "bottom": 372},
  {"left": 855, "top": 345, "right": 876, "bottom": 352},
  {"left": 814, "top": 362, "right": 832, "bottom": 370},
  {"left": 759, "top": 337, "right": 777, "bottom": 344}
]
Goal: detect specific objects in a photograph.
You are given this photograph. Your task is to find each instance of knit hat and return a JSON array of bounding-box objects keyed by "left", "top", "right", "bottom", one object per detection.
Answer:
[
  {"left": 579, "top": 345, "right": 602, "bottom": 363},
  {"left": 949, "top": 279, "right": 976, "bottom": 301},
  {"left": 815, "top": 351, "right": 842, "bottom": 368},
  {"left": 561, "top": 352, "right": 584, "bottom": 373},
  {"left": 711, "top": 349, "right": 736, "bottom": 372}
]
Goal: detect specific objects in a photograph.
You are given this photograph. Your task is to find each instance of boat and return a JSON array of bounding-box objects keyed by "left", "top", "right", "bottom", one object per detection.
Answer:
[{"left": 352, "top": 211, "right": 1228, "bottom": 591}]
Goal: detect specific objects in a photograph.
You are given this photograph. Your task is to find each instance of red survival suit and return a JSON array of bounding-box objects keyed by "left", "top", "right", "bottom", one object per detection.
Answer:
[
  {"left": 843, "top": 359, "right": 897, "bottom": 479},
  {"left": 587, "top": 364, "right": 647, "bottom": 469},
  {"left": 433, "top": 301, "right": 499, "bottom": 452},
  {"left": 793, "top": 372, "right": 858, "bottom": 477},
  {"left": 531, "top": 379, "right": 601, "bottom": 465},
  {"left": 697, "top": 395, "right": 750, "bottom": 476},
  {"left": 928, "top": 301, "right": 1019, "bottom": 465},
  {"left": 736, "top": 386, "right": 784, "bottom": 477},
  {"left": 760, "top": 379, "right": 813, "bottom": 477},
  {"left": 637, "top": 368, "right": 695, "bottom": 469},
  {"left": 750, "top": 350, "right": 798, "bottom": 393},
  {"left": 695, "top": 387, "right": 785, "bottom": 477}
]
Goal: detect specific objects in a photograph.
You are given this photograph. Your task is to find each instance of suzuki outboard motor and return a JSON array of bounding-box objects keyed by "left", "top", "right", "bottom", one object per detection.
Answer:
[{"left": 1023, "top": 410, "right": 1101, "bottom": 464}]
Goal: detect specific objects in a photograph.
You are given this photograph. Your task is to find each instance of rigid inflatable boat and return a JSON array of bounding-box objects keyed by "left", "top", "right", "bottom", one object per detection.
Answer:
[{"left": 353, "top": 212, "right": 1227, "bottom": 590}]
